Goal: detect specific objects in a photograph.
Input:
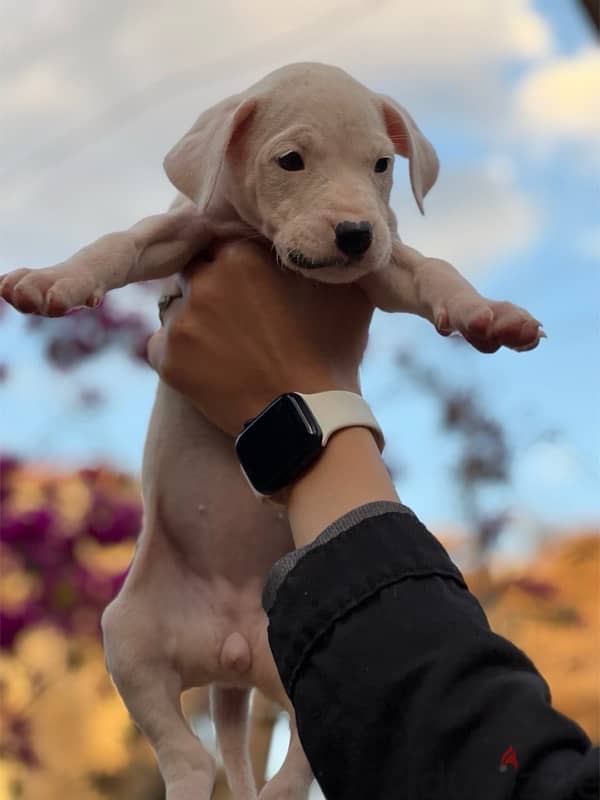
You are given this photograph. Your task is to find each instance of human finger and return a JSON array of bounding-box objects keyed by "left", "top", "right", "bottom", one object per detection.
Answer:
[{"left": 147, "top": 294, "right": 184, "bottom": 372}]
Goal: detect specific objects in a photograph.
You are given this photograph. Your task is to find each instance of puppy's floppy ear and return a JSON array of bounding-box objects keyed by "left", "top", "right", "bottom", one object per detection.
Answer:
[
  {"left": 378, "top": 95, "right": 439, "bottom": 215},
  {"left": 163, "top": 94, "right": 257, "bottom": 211}
]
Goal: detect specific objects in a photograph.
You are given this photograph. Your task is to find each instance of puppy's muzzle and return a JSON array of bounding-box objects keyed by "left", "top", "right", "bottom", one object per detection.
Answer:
[{"left": 335, "top": 220, "right": 372, "bottom": 257}]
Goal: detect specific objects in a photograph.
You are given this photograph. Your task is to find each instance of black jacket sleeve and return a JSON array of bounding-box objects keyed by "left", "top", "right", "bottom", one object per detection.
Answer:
[{"left": 262, "top": 503, "right": 599, "bottom": 800}]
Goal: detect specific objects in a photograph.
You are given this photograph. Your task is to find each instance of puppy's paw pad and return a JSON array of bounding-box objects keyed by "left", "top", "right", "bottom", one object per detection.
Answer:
[
  {"left": 3, "top": 269, "right": 50, "bottom": 313},
  {"left": 487, "top": 301, "right": 544, "bottom": 351},
  {"left": 0, "top": 267, "right": 103, "bottom": 317},
  {"left": 440, "top": 296, "right": 544, "bottom": 353},
  {"left": 465, "top": 307, "right": 494, "bottom": 336},
  {"left": 441, "top": 295, "right": 495, "bottom": 338}
]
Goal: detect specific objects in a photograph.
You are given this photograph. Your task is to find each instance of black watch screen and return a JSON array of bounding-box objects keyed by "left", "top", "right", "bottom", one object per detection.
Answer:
[{"left": 234, "top": 393, "right": 323, "bottom": 495}]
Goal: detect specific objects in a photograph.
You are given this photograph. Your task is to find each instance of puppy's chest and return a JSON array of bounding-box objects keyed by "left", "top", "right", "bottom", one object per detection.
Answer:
[
  {"left": 142, "top": 383, "right": 294, "bottom": 586},
  {"left": 157, "top": 509, "right": 293, "bottom": 591}
]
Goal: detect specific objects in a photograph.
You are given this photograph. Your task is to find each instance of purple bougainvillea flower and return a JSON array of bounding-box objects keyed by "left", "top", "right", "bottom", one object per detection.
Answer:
[
  {"left": 0, "top": 508, "right": 54, "bottom": 547},
  {"left": 511, "top": 576, "right": 559, "bottom": 600},
  {"left": 0, "top": 454, "right": 20, "bottom": 502},
  {"left": 85, "top": 495, "right": 142, "bottom": 544},
  {"left": 0, "top": 605, "right": 42, "bottom": 650},
  {"left": 0, "top": 453, "right": 20, "bottom": 477},
  {"left": 77, "top": 467, "right": 102, "bottom": 485},
  {"left": 0, "top": 507, "right": 74, "bottom": 571},
  {"left": 39, "top": 562, "right": 82, "bottom": 617},
  {"left": 75, "top": 565, "right": 128, "bottom": 606},
  {"left": 3, "top": 714, "right": 39, "bottom": 767},
  {"left": 13, "top": 717, "right": 39, "bottom": 767},
  {"left": 36, "top": 298, "right": 152, "bottom": 369}
]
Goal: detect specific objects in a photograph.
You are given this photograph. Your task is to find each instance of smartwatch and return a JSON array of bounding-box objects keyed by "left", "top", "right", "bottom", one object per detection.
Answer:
[{"left": 234, "top": 391, "right": 384, "bottom": 496}]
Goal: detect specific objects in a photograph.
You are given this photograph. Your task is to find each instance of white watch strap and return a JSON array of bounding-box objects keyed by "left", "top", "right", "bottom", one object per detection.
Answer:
[{"left": 297, "top": 391, "right": 384, "bottom": 452}]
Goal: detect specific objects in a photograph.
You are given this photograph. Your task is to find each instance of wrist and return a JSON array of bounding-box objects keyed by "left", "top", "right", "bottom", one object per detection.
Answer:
[
  {"left": 235, "top": 390, "right": 384, "bottom": 505},
  {"left": 233, "top": 373, "right": 359, "bottom": 436},
  {"left": 285, "top": 426, "right": 398, "bottom": 549}
]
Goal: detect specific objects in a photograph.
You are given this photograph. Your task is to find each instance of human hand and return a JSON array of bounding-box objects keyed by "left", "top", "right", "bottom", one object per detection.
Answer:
[{"left": 147, "top": 239, "right": 373, "bottom": 436}]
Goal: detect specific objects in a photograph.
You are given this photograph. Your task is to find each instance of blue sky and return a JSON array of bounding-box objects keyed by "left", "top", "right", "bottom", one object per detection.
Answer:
[{"left": 1, "top": 0, "right": 598, "bottom": 563}]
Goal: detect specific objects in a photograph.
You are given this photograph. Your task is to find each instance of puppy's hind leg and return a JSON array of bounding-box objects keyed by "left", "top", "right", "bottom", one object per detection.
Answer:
[
  {"left": 258, "top": 710, "right": 313, "bottom": 800},
  {"left": 212, "top": 685, "right": 258, "bottom": 799},
  {"left": 102, "top": 606, "right": 217, "bottom": 800}
]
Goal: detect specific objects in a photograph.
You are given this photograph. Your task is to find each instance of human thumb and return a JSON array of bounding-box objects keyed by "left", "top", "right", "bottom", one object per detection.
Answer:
[{"left": 146, "top": 327, "right": 166, "bottom": 372}]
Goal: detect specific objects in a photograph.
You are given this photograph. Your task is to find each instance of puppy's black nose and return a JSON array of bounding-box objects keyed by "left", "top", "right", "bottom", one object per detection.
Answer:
[{"left": 335, "top": 220, "right": 373, "bottom": 258}]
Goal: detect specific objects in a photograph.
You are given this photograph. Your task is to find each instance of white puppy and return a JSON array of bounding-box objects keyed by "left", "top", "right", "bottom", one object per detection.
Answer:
[{"left": 0, "top": 62, "right": 544, "bottom": 800}]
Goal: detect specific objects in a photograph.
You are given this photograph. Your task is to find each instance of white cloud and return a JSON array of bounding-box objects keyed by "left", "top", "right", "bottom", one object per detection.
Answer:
[
  {"left": 575, "top": 226, "right": 600, "bottom": 263},
  {"left": 513, "top": 47, "right": 600, "bottom": 159},
  {"left": 110, "top": 0, "right": 552, "bottom": 86},
  {"left": 481, "top": 155, "right": 518, "bottom": 186},
  {"left": 390, "top": 158, "right": 541, "bottom": 275},
  {"left": 506, "top": 1, "right": 553, "bottom": 58},
  {"left": 516, "top": 441, "right": 584, "bottom": 486},
  {"left": 0, "top": 62, "right": 91, "bottom": 116},
  {"left": 0, "top": 0, "right": 549, "bottom": 276},
  {"left": 0, "top": 0, "right": 74, "bottom": 59},
  {"left": 0, "top": 0, "right": 554, "bottom": 161}
]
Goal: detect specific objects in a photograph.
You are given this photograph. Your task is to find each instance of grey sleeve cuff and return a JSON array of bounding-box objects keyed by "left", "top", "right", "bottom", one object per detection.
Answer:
[{"left": 262, "top": 500, "right": 415, "bottom": 613}]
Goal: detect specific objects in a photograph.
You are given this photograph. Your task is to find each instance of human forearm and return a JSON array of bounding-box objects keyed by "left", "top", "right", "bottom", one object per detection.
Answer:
[
  {"left": 264, "top": 508, "right": 597, "bottom": 800},
  {"left": 285, "top": 427, "right": 399, "bottom": 549}
]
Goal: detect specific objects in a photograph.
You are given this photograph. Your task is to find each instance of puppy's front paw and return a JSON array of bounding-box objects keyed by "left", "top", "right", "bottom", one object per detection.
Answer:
[
  {"left": 435, "top": 296, "right": 545, "bottom": 354},
  {"left": 0, "top": 266, "right": 104, "bottom": 316}
]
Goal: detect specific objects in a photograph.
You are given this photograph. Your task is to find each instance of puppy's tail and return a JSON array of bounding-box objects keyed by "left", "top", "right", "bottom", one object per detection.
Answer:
[{"left": 211, "top": 684, "right": 257, "bottom": 798}]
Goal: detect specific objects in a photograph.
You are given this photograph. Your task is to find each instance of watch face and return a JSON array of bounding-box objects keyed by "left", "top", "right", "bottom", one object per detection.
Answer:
[{"left": 235, "top": 394, "right": 323, "bottom": 495}]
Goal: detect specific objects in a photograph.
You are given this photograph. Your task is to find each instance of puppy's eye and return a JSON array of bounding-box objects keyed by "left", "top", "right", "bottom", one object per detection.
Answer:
[
  {"left": 278, "top": 151, "right": 304, "bottom": 171},
  {"left": 374, "top": 157, "right": 390, "bottom": 173}
]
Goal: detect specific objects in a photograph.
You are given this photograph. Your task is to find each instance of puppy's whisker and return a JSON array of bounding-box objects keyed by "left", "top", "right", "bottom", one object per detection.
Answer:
[{"left": 272, "top": 247, "right": 288, "bottom": 274}]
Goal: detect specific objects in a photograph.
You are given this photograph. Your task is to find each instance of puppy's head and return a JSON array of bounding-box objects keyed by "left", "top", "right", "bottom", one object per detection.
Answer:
[{"left": 164, "top": 63, "right": 438, "bottom": 284}]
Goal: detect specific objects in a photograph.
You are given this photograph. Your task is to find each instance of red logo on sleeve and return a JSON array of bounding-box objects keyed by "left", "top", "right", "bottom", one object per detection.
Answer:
[{"left": 499, "top": 745, "right": 519, "bottom": 772}]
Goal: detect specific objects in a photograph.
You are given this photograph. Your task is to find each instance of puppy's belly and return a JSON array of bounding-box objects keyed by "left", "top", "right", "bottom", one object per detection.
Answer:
[{"left": 111, "top": 380, "right": 294, "bottom": 691}]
